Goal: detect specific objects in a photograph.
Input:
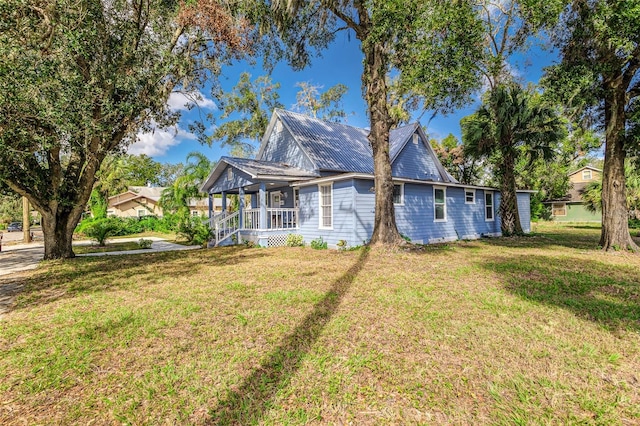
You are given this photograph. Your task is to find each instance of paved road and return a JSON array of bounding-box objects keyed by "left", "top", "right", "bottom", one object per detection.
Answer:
[{"left": 0, "top": 237, "right": 200, "bottom": 316}]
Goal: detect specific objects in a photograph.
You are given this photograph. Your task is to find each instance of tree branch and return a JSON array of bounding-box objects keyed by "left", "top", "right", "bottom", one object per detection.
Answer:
[{"left": 323, "top": 0, "right": 363, "bottom": 38}]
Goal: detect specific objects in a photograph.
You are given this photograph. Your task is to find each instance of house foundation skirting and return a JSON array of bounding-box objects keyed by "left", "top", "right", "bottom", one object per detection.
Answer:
[{"left": 239, "top": 229, "right": 298, "bottom": 247}]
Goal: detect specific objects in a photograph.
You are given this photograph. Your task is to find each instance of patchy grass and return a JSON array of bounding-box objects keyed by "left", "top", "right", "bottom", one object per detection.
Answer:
[
  {"left": 1, "top": 223, "right": 639, "bottom": 424},
  {"left": 72, "top": 241, "right": 147, "bottom": 254}
]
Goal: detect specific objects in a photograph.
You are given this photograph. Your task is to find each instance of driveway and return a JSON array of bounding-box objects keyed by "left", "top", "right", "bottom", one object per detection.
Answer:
[{"left": 0, "top": 237, "right": 200, "bottom": 316}]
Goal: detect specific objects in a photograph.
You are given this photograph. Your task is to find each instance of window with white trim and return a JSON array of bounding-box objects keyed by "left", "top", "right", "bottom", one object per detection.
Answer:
[
  {"left": 434, "top": 187, "right": 446, "bottom": 221},
  {"left": 582, "top": 169, "right": 592, "bottom": 180},
  {"left": 293, "top": 188, "right": 299, "bottom": 208},
  {"left": 227, "top": 168, "right": 233, "bottom": 180},
  {"left": 484, "top": 191, "right": 494, "bottom": 221},
  {"left": 552, "top": 203, "right": 567, "bottom": 216},
  {"left": 393, "top": 184, "right": 404, "bottom": 205},
  {"left": 465, "top": 189, "right": 475, "bottom": 204},
  {"left": 319, "top": 183, "right": 333, "bottom": 228},
  {"left": 137, "top": 209, "right": 147, "bottom": 217}
]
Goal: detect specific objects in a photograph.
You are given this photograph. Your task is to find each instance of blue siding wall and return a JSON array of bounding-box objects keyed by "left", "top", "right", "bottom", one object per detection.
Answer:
[
  {"left": 353, "top": 180, "right": 501, "bottom": 244},
  {"left": 517, "top": 192, "right": 531, "bottom": 233},
  {"left": 395, "top": 186, "right": 500, "bottom": 243},
  {"left": 210, "top": 165, "right": 254, "bottom": 193},
  {"left": 353, "top": 179, "right": 375, "bottom": 244},
  {"left": 259, "top": 119, "right": 316, "bottom": 171},
  {"left": 297, "top": 180, "right": 356, "bottom": 247},
  {"left": 392, "top": 136, "right": 444, "bottom": 181},
  {"left": 294, "top": 180, "right": 530, "bottom": 246}
]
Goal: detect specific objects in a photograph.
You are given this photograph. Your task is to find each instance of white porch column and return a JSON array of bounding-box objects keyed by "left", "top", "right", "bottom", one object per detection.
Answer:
[
  {"left": 238, "top": 187, "right": 244, "bottom": 228},
  {"left": 259, "top": 183, "right": 267, "bottom": 230}
]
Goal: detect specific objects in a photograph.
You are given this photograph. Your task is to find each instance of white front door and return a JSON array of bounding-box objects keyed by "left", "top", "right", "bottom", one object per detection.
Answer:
[{"left": 270, "top": 191, "right": 282, "bottom": 208}]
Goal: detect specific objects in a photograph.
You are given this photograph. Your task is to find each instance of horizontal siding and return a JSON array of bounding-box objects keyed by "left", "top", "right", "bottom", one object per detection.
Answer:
[
  {"left": 259, "top": 119, "right": 316, "bottom": 172},
  {"left": 297, "top": 180, "right": 355, "bottom": 247},
  {"left": 517, "top": 192, "right": 531, "bottom": 232},
  {"left": 353, "top": 179, "right": 375, "bottom": 245},
  {"left": 396, "top": 186, "right": 500, "bottom": 243},
  {"left": 392, "top": 135, "right": 444, "bottom": 181},
  {"left": 210, "top": 165, "right": 254, "bottom": 193}
]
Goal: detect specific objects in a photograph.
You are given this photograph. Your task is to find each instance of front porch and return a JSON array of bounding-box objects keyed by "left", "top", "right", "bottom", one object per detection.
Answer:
[
  {"left": 208, "top": 207, "right": 299, "bottom": 247},
  {"left": 200, "top": 156, "right": 317, "bottom": 247}
]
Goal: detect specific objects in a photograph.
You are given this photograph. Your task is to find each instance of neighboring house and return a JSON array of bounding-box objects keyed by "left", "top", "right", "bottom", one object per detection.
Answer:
[
  {"left": 546, "top": 166, "right": 602, "bottom": 222},
  {"left": 107, "top": 186, "right": 222, "bottom": 218},
  {"left": 107, "top": 186, "right": 164, "bottom": 218},
  {"left": 200, "top": 109, "right": 533, "bottom": 248}
]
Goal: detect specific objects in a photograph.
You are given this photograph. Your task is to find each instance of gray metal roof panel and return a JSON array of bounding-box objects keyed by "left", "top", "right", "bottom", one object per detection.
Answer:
[{"left": 276, "top": 110, "right": 420, "bottom": 174}]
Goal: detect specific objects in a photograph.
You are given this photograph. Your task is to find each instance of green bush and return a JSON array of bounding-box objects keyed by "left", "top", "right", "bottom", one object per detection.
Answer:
[
  {"left": 138, "top": 238, "right": 153, "bottom": 249},
  {"left": 80, "top": 218, "right": 121, "bottom": 246},
  {"left": 310, "top": 236, "right": 327, "bottom": 250},
  {"left": 285, "top": 234, "right": 304, "bottom": 247},
  {"left": 76, "top": 215, "right": 178, "bottom": 238},
  {"left": 177, "top": 216, "right": 212, "bottom": 246}
]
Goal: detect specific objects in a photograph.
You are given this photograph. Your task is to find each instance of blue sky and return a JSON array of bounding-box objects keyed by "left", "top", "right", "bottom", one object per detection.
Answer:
[{"left": 129, "top": 30, "right": 555, "bottom": 165}]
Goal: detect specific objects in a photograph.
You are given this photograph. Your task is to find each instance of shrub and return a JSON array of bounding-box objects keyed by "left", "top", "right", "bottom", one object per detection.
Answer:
[
  {"left": 310, "top": 236, "right": 327, "bottom": 250},
  {"left": 138, "top": 238, "right": 153, "bottom": 249},
  {"left": 285, "top": 234, "right": 304, "bottom": 247},
  {"left": 80, "top": 218, "right": 121, "bottom": 246},
  {"left": 177, "top": 216, "right": 212, "bottom": 246}
]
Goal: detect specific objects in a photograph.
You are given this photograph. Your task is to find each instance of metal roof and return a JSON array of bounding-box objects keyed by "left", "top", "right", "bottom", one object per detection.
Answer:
[
  {"left": 276, "top": 109, "right": 419, "bottom": 174},
  {"left": 222, "top": 157, "right": 318, "bottom": 178}
]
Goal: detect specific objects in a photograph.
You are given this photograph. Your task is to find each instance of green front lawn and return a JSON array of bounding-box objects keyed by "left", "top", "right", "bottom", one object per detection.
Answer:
[
  {"left": 72, "top": 241, "right": 147, "bottom": 254},
  {"left": 1, "top": 223, "right": 639, "bottom": 424}
]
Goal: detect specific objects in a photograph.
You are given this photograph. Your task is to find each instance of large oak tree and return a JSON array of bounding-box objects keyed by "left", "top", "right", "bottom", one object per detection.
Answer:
[
  {"left": 543, "top": 0, "right": 640, "bottom": 251},
  {"left": 0, "top": 0, "right": 248, "bottom": 258}
]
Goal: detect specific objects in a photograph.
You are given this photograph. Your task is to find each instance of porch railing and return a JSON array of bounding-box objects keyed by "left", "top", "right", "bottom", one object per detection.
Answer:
[
  {"left": 213, "top": 211, "right": 239, "bottom": 245},
  {"left": 243, "top": 208, "right": 298, "bottom": 230}
]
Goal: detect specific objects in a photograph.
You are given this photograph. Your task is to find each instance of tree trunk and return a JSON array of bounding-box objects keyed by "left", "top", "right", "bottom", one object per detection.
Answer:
[
  {"left": 23, "top": 196, "right": 31, "bottom": 243},
  {"left": 362, "top": 42, "right": 403, "bottom": 246},
  {"left": 599, "top": 81, "right": 638, "bottom": 251},
  {"left": 498, "top": 150, "right": 523, "bottom": 236},
  {"left": 41, "top": 208, "right": 79, "bottom": 259}
]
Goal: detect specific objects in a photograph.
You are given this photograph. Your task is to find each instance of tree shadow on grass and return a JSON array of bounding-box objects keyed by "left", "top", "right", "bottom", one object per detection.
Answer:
[
  {"left": 479, "top": 254, "right": 640, "bottom": 332},
  {"left": 207, "top": 247, "right": 371, "bottom": 425},
  {"left": 6, "top": 246, "right": 268, "bottom": 312}
]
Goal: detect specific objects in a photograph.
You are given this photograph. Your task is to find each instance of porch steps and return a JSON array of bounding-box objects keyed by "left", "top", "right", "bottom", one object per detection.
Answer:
[{"left": 210, "top": 211, "right": 240, "bottom": 247}]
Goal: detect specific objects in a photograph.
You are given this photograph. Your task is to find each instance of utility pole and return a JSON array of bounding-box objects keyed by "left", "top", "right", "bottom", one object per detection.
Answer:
[{"left": 23, "top": 196, "right": 31, "bottom": 243}]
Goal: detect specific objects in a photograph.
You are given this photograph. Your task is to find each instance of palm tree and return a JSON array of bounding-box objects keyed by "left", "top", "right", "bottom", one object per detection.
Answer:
[
  {"left": 160, "top": 152, "right": 214, "bottom": 216},
  {"left": 462, "top": 83, "right": 565, "bottom": 235}
]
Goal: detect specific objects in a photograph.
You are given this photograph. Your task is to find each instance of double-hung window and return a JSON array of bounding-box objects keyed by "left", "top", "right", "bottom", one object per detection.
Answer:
[
  {"left": 393, "top": 184, "right": 404, "bottom": 205},
  {"left": 319, "top": 183, "right": 333, "bottom": 229},
  {"left": 434, "top": 187, "right": 446, "bottom": 221},
  {"left": 465, "top": 189, "right": 475, "bottom": 204},
  {"left": 485, "top": 191, "right": 494, "bottom": 221}
]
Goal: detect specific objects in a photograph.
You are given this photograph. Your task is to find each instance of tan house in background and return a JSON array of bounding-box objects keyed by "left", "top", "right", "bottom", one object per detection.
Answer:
[
  {"left": 107, "top": 186, "right": 164, "bottom": 218},
  {"left": 107, "top": 186, "right": 226, "bottom": 218},
  {"left": 547, "top": 166, "right": 602, "bottom": 222}
]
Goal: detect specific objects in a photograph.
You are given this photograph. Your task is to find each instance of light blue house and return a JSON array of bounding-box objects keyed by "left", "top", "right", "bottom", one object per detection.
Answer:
[{"left": 200, "top": 109, "right": 532, "bottom": 248}]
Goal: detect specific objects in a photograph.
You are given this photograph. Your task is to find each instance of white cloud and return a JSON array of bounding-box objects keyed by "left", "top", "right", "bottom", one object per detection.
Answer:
[
  {"left": 167, "top": 90, "right": 217, "bottom": 111},
  {"left": 128, "top": 125, "right": 196, "bottom": 157}
]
